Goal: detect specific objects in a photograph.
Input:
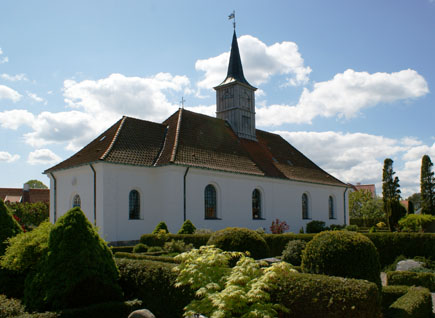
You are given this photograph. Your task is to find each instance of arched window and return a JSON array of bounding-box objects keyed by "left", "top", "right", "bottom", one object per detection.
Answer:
[
  {"left": 129, "top": 190, "right": 140, "bottom": 220},
  {"left": 329, "top": 196, "right": 335, "bottom": 219},
  {"left": 302, "top": 193, "right": 309, "bottom": 219},
  {"left": 204, "top": 185, "right": 217, "bottom": 219},
  {"left": 72, "top": 194, "right": 81, "bottom": 208},
  {"left": 252, "top": 189, "right": 262, "bottom": 219}
]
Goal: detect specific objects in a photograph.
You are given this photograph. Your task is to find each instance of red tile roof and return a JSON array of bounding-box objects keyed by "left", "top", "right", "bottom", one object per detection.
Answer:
[
  {"left": 0, "top": 188, "right": 49, "bottom": 203},
  {"left": 45, "top": 109, "right": 346, "bottom": 187}
]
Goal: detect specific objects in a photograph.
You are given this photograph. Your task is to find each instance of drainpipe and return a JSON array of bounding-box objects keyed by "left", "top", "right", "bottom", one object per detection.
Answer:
[
  {"left": 49, "top": 173, "right": 57, "bottom": 223},
  {"left": 343, "top": 187, "right": 349, "bottom": 225},
  {"left": 183, "top": 167, "right": 190, "bottom": 221},
  {"left": 89, "top": 164, "right": 97, "bottom": 226}
]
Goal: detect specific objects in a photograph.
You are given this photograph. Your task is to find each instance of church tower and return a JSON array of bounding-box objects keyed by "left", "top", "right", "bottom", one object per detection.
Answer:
[{"left": 214, "top": 31, "right": 257, "bottom": 141}]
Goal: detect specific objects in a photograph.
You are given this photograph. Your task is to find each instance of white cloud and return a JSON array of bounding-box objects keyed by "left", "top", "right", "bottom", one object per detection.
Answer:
[
  {"left": 1, "top": 73, "right": 28, "bottom": 82},
  {"left": 0, "top": 48, "right": 8, "bottom": 64},
  {"left": 27, "top": 91, "right": 45, "bottom": 103},
  {"left": 195, "top": 35, "right": 311, "bottom": 91},
  {"left": 0, "top": 84, "right": 22, "bottom": 102},
  {"left": 257, "top": 69, "right": 429, "bottom": 126},
  {"left": 0, "top": 109, "right": 35, "bottom": 129},
  {"left": 27, "top": 149, "right": 61, "bottom": 165},
  {"left": 0, "top": 151, "right": 20, "bottom": 163}
]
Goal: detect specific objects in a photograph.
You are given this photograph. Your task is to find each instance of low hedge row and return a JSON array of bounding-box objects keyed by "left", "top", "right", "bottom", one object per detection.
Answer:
[
  {"left": 114, "top": 252, "right": 178, "bottom": 263},
  {"left": 116, "top": 258, "right": 193, "bottom": 318},
  {"left": 110, "top": 246, "right": 134, "bottom": 253},
  {"left": 271, "top": 271, "right": 382, "bottom": 318},
  {"left": 386, "top": 286, "right": 433, "bottom": 318},
  {"left": 350, "top": 217, "right": 386, "bottom": 228},
  {"left": 0, "top": 295, "right": 142, "bottom": 318},
  {"left": 263, "top": 233, "right": 315, "bottom": 257},
  {"left": 381, "top": 285, "right": 410, "bottom": 313},
  {"left": 387, "top": 271, "right": 435, "bottom": 292},
  {"left": 139, "top": 233, "right": 210, "bottom": 248}
]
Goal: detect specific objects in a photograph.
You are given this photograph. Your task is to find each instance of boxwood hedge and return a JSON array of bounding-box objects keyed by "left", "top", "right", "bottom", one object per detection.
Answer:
[
  {"left": 386, "top": 271, "right": 435, "bottom": 292},
  {"left": 386, "top": 286, "right": 432, "bottom": 318}
]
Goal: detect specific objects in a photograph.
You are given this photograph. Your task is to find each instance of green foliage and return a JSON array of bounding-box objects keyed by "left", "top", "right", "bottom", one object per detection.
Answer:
[
  {"left": 116, "top": 258, "right": 193, "bottom": 318},
  {"left": 382, "top": 158, "right": 403, "bottom": 230},
  {"left": 207, "top": 227, "right": 270, "bottom": 259},
  {"left": 132, "top": 243, "right": 148, "bottom": 253},
  {"left": 23, "top": 207, "right": 122, "bottom": 311},
  {"left": 381, "top": 285, "right": 410, "bottom": 314},
  {"left": 345, "top": 224, "right": 358, "bottom": 231},
  {"left": 269, "top": 218, "right": 289, "bottom": 234},
  {"left": 420, "top": 155, "right": 435, "bottom": 215},
  {"left": 152, "top": 221, "right": 169, "bottom": 234},
  {"left": 0, "top": 294, "right": 26, "bottom": 318},
  {"left": 25, "top": 179, "right": 48, "bottom": 189},
  {"left": 387, "top": 286, "right": 432, "bottom": 318},
  {"left": 407, "top": 193, "right": 421, "bottom": 211},
  {"left": 114, "top": 252, "right": 178, "bottom": 263},
  {"left": 302, "top": 230, "right": 381, "bottom": 289},
  {"left": 7, "top": 202, "right": 49, "bottom": 230},
  {"left": 305, "top": 220, "right": 326, "bottom": 233},
  {"left": 110, "top": 245, "right": 133, "bottom": 253},
  {"left": 386, "top": 271, "right": 435, "bottom": 292},
  {"left": 174, "top": 246, "right": 291, "bottom": 318},
  {"left": 178, "top": 219, "right": 196, "bottom": 234},
  {"left": 263, "top": 234, "right": 315, "bottom": 257},
  {"left": 1, "top": 221, "right": 52, "bottom": 274},
  {"left": 281, "top": 239, "right": 306, "bottom": 266},
  {"left": 0, "top": 199, "right": 23, "bottom": 255},
  {"left": 349, "top": 189, "right": 385, "bottom": 221},
  {"left": 140, "top": 233, "right": 211, "bottom": 248},
  {"left": 164, "top": 239, "right": 193, "bottom": 253},
  {"left": 398, "top": 213, "right": 435, "bottom": 232},
  {"left": 271, "top": 271, "right": 382, "bottom": 318}
]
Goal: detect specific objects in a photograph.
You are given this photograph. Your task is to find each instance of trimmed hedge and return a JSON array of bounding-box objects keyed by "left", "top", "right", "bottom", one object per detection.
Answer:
[
  {"left": 381, "top": 285, "right": 410, "bottom": 314},
  {"left": 116, "top": 258, "right": 193, "bottom": 318},
  {"left": 350, "top": 217, "right": 386, "bottom": 228},
  {"left": 271, "top": 271, "right": 382, "bottom": 318},
  {"left": 110, "top": 246, "right": 134, "bottom": 253},
  {"left": 114, "top": 252, "right": 178, "bottom": 263},
  {"left": 263, "top": 233, "right": 315, "bottom": 257},
  {"left": 387, "top": 286, "right": 432, "bottom": 318},
  {"left": 207, "top": 227, "right": 270, "bottom": 259},
  {"left": 0, "top": 296, "right": 142, "bottom": 318},
  {"left": 140, "top": 233, "right": 210, "bottom": 248},
  {"left": 365, "top": 233, "right": 435, "bottom": 267},
  {"left": 301, "top": 231, "right": 381, "bottom": 289},
  {"left": 387, "top": 271, "right": 435, "bottom": 292}
]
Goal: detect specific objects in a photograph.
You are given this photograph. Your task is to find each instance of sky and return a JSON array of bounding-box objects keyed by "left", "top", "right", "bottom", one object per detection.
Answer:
[{"left": 0, "top": 0, "right": 434, "bottom": 198}]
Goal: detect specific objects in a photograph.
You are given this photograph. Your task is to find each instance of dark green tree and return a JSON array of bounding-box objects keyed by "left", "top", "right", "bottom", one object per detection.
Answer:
[
  {"left": 25, "top": 179, "right": 48, "bottom": 189},
  {"left": 152, "top": 221, "right": 169, "bottom": 234},
  {"left": 23, "top": 207, "right": 122, "bottom": 311},
  {"left": 382, "top": 158, "right": 402, "bottom": 230},
  {"left": 178, "top": 219, "right": 196, "bottom": 234},
  {"left": 407, "top": 193, "right": 421, "bottom": 211},
  {"left": 420, "top": 155, "right": 435, "bottom": 215},
  {"left": 0, "top": 199, "right": 23, "bottom": 255}
]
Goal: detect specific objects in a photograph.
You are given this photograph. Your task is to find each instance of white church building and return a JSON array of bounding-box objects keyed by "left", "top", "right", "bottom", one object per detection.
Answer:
[{"left": 45, "top": 31, "right": 349, "bottom": 243}]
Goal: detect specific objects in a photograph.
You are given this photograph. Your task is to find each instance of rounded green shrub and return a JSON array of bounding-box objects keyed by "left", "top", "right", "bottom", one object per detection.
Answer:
[
  {"left": 152, "top": 221, "right": 169, "bottom": 234},
  {"left": 177, "top": 219, "right": 196, "bottom": 234},
  {"left": 305, "top": 220, "right": 326, "bottom": 233},
  {"left": 148, "top": 246, "right": 164, "bottom": 253},
  {"left": 23, "top": 207, "right": 123, "bottom": 311},
  {"left": 0, "top": 199, "right": 23, "bottom": 255},
  {"left": 281, "top": 239, "right": 306, "bottom": 266},
  {"left": 301, "top": 230, "right": 381, "bottom": 289},
  {"left": 132, "top": 243, "right": 148, "bottom": 253},
  {"left": 207, "top": 227, "right": 270, "bottom": 259}
]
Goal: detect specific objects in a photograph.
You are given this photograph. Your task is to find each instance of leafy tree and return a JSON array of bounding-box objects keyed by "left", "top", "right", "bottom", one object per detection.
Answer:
[
  {"left": 25, "top": 179, "right": 48, "bottom": 189},
  {"left": 420, "top": 155, "right": 435, "bottom": 215},
  {"left": 6, "top": 202, "right": 49, "bottom": 230},
  {"left": 23, "top": 207, "right": 122, "bottom": 311},
  {"left": 407, "top": 193, "right": 421, "bottom": 211},
  {"left": 382, "top": 158, "right": 402, "bottom": 230},
  {"left": 0, "top": 199, "right": 23, "bottom": 255},
  {"left": 349, "top": 189, "right": 384, "bottom": 223}
]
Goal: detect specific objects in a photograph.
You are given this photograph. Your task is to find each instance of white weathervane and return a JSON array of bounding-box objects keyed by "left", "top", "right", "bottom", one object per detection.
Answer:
[{"left": 228, "top": 10, "right": 236, "bottom": 30}]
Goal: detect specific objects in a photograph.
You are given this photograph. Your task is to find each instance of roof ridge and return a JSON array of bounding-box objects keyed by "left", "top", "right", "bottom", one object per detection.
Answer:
[
  {"left": 170, "top": 108, "right": 183, "bottom": 163},
  {"left": 101, "top": 116, "right": 127, "bottom": 160}
]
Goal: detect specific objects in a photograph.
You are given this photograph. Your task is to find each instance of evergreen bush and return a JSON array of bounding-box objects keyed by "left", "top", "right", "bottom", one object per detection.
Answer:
[
  {"left": 152, "top": 221, "right": 169, "bottom": 234},
  {"left": 305, "top": 220, "right": 326, "bottom": 233},
  {"left": 207, "top": 227, "right": 270, "bottom": 259},
  {"left": 132, "top": 243, "right": 148, "bottom": 253},
  {"left": 177, "top": 219, "right": 196, "bottom": 234},
  {"left": 281, "top": 239, "right": 306, "bottom": 266},
  {"left": 301, "top": 230, "right": 381, "bottom": 289},
  {"left": 23, "top": 207, "right": 123, "bottom": 311},
  {"left": 398, "top": 214, "right": 435, "bottom": 232},
  {"left": 0, "top": 199, "right": 23, "bottom": 255},
  {"left": 387, "top": 286, "right": 432, "bottom": 318}
]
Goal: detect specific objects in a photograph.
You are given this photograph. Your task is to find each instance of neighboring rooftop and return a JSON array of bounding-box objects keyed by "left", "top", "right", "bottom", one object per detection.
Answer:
[
  {"left": 350, "top": 183, "right": 376, "bottom": 197},
  {"left": 45, "top": 109, "right": 346, "bottom": 187},
  {"left": 0, "top": 187, "right": 49, "bottom": 203}
]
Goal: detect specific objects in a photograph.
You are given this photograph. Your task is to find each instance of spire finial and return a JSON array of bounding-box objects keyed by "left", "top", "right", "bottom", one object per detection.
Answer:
[
  {"left": 228, "top": 10, "right": 236, "bottom": 30},
  {"left": 180, "top": 97, "right": 186, "bottom": 109}
]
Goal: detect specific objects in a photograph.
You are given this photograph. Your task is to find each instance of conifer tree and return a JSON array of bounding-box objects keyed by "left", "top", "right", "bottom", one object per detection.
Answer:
[
  {"left": 382, "top": 158, "right": 402, "bottom": 230},
  {"left": 0, "top": 199, "right": 23, "bottom": 255},
  {"left": 420, "top": 154, "right": 435, "bottom": 215}
]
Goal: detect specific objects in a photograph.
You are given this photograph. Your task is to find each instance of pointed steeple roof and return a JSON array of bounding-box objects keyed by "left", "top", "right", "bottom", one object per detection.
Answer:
[{"left": 215, "top": 31, "right": 256, "bottom": 89}]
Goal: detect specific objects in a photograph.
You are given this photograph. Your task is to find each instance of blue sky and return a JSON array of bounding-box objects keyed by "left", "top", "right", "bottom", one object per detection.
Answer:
[{"left": 0, "top": 0, "right": 434, "bottom": 197}]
